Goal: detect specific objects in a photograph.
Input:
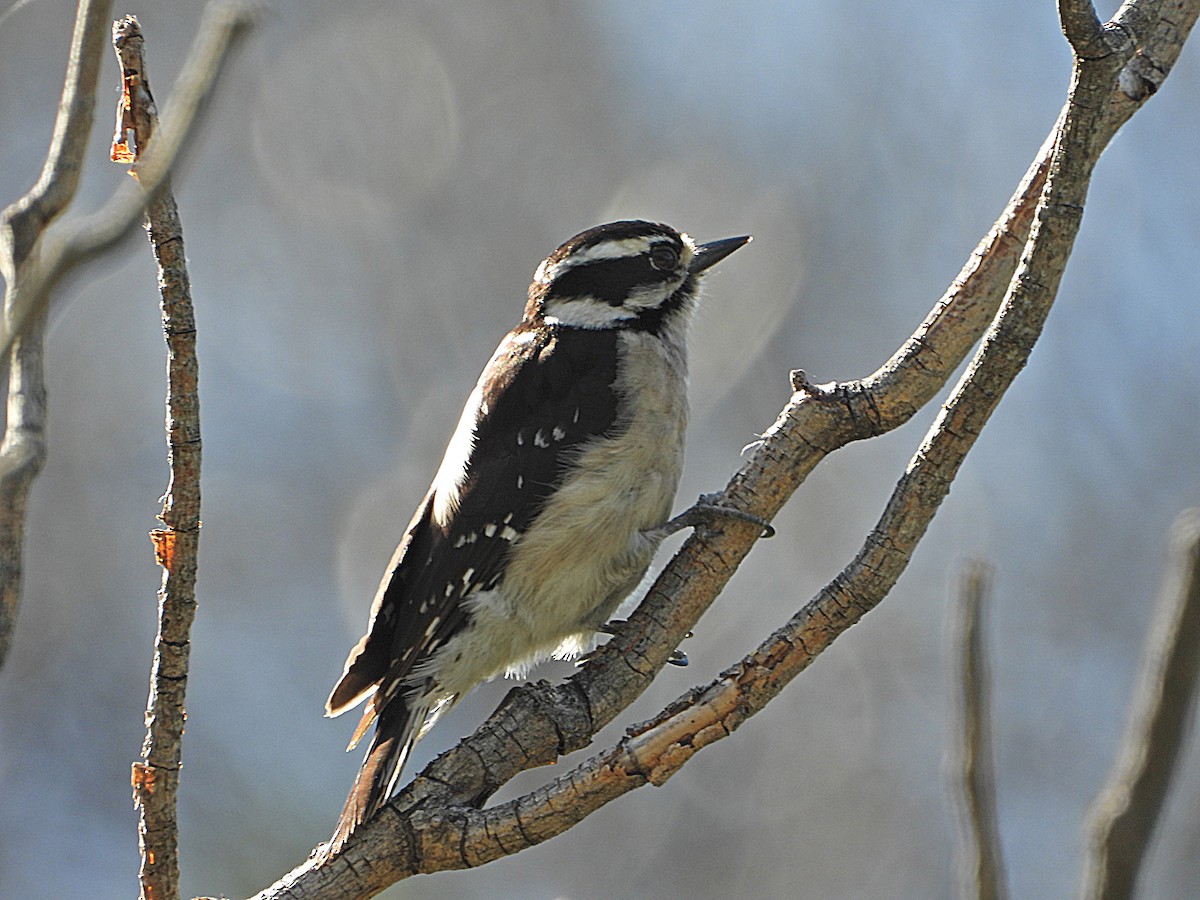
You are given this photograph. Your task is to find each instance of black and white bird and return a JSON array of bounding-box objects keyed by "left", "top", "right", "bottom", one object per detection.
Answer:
[{"left": 323, "top": 220, "right": 750, "bottom": 855}]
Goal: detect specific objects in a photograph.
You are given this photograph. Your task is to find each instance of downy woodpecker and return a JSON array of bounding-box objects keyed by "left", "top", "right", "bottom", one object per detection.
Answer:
[{"left": 324, "top": 220, "right": 750, "bottom": 854}]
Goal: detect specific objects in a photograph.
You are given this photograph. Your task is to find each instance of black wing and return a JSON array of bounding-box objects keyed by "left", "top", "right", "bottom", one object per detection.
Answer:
[{"left": 326, "top": 323, "right": 620, "bottom": 724}]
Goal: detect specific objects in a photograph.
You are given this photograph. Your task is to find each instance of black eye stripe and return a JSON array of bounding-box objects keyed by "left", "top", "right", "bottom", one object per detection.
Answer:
[{"left": 546, "top": 254, "right": 676, "bottom": 306}]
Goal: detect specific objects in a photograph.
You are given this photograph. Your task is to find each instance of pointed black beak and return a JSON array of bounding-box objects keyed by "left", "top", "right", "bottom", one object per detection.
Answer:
[{"left": 689, "top": 234, "right": 751, "bottom": 274}]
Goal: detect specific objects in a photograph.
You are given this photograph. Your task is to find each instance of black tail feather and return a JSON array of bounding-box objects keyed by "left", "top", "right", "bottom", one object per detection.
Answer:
[{"left": 319, "top": 699, "right": 423, "bottom": 862}]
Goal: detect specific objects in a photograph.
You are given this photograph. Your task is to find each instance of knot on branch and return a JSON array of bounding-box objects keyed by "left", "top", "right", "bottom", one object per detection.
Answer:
[{"left": 1119, "top": 51, "right": 1167, "bottom": 101}]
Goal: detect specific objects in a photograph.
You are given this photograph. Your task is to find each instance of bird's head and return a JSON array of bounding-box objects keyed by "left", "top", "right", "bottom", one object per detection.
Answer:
[{"left": 525, "top": 220, "right": 749, "bottom": 332}]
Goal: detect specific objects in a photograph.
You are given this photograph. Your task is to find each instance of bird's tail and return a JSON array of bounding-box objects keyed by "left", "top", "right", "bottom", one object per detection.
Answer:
[{"left": 321, "top": 698, "right": 426, "bottom": 861}]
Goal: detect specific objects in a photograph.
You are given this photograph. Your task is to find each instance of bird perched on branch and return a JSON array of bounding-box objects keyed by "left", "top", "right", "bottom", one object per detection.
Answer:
[{"left": 322, "top": 220, "right": 752, "bottom": 857}]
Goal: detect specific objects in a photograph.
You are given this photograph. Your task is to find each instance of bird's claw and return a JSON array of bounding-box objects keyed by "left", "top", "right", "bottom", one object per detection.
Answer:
[{"left": 660, "top": 495, "right": 775, "bottom": 540}]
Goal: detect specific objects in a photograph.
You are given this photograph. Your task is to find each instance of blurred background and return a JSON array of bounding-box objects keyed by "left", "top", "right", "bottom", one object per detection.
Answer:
[{"left": 1, "top": 1, "right": 1198, "bottom": 897}]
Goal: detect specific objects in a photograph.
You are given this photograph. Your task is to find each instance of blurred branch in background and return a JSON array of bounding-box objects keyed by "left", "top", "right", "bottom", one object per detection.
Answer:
[
  {"left": 1082, "top": 509, "right": 1200, "bottom": 900},
  {"left": 951, "top": 561, "right": 1008, "bottom": 900},
  {"left": 0, "top": 0, "right": 113, "bottom": 673},
  {"left": 259, "top": 1, "right": 1200, "bottom": 897},
  {"left": 0, "top": 0, "right": 250, "bottom": 674}
]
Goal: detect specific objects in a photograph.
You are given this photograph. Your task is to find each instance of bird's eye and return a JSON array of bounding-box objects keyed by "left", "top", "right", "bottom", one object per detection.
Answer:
[{"left": 648, "top": 245, "right": 679, "bottom": 271}]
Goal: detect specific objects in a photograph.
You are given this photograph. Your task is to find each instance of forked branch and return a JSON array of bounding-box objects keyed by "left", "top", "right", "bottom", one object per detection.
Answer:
[
  {"left": 258, "top": 1, "right": 1198, "bottom": 896},
  {"left": 0, "top": 0, "right": 114, "bottom": 673},
  {"left": 0, "top": 0, "right": 251, "bottom": 674}
]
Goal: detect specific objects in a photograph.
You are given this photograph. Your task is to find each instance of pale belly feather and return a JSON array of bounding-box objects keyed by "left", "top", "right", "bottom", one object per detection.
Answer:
[{"left": 430, "top": 329, "right": 689, "bottom": 695}]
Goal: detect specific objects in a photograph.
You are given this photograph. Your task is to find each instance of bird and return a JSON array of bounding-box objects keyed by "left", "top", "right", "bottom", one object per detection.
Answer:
[{"left": 321, "top": 219, "right": 751, "bottom": 857}]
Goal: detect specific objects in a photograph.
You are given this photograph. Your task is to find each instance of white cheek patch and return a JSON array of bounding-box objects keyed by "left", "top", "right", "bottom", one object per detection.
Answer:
[
  {"left": 543, "top": 298, "right": 636, "bottom": 329},
  {"left": 622, "top": 277, "right": 685, "bottom": 310}
]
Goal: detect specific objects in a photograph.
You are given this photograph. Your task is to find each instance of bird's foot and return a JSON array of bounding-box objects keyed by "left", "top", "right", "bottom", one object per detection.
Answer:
[{"left": 656, "top": 493, "right": 775, "bottom": 541}]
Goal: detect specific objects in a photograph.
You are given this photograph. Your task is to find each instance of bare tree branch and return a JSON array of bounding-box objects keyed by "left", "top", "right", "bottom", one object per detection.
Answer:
[
  {"left": 0, "top": 0, "right": 114, "bottom": 672},
  {"left": 1058, "top": 0, "right": 1107, "bottom": 58},
  {"left": 0, "top": 2, "right": 254, "bottom": 364},
  {"left": 111, "top": 15, "right": 207, "bottom": 900},
  {"left": 0, "top": 0, "right": 113, "bottom": 271},
  {"left": 0, "top": 0, "right": 250, "bottom": 673},
  {"left": 257, "top": 136, "right": 1056, "bottom": 899},
  {"left": 952, "top": 562, "right": 1008, "bottom": 900},
  {"left": 1081, "top": 510, "right": 1200, "bottom": 900},
  {"left": 255, "top": 1, "right": 1198, "bottom": 895}
]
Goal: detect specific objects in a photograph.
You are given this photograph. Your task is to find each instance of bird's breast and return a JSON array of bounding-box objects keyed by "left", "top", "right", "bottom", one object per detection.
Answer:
[{"left": 498, "top": 328, "right": 689, "bottom": 635}]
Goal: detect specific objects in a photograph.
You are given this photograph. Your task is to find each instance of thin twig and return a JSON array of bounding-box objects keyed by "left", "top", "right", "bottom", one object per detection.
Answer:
[
  {"left": 1081, "top": 510, "right": 1200, "bottom": 900},
  {"left": 112, "top": 15, "right": 204, "bottom": 900},
  {"left": 952, "top": 562, "right": 1008, "bottom": 900},
  {"left": 0, "top": 0, "right": 115, "bottom": 672}
]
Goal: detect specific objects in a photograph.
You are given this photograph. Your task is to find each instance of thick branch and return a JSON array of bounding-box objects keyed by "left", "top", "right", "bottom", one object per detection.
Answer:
[
  {"left": 262, "top": 141, "right": 1054, "bottom": 895},
  {"left": 1081, "top": 510, "right": 1200, "bottom": 899},
  {"left": 253, "top": 102, "right": 1052, "bottom": 900},
  {"left": 412, "top": 30, "right": 1124, "bottom": 861},
  {"left": 256, "top": 2, "right": 1197, "bottom": 895},
  {"left": 384, "top": 110, "right": 1057, "bottom": 821}
]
